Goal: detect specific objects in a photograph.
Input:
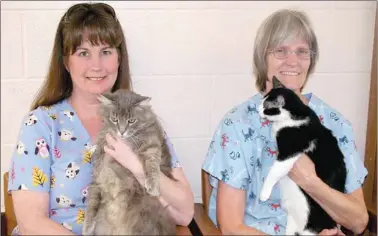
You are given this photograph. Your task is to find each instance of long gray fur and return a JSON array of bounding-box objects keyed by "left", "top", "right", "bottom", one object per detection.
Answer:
[{"left": 82, "top": 89, "right": 176, "bottom": 235}]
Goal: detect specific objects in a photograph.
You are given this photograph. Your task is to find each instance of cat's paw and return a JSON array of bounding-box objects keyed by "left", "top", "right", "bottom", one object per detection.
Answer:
[
  {"left": 259, "top": 188, "right": 271, "bottom": 202},
  {"left": 82, "top": 222, "right": 95, "bottom": 236},
  {"left": 145, "top": 179, "right": 160, "bottom": 196}
]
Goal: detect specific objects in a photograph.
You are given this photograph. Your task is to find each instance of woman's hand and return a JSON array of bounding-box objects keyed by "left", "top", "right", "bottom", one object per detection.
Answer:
[
  {"left": 288, "top": 154, "right": 319, "bottom": 191},
  {"left": 103, "top": 133, "right": 143, "bottom": 175},
  {"left": 290, "top": 157, "right": 347, "bottom": 236},
  {"left": 318, "top": 227, "right": 345, "bottom": 235}
]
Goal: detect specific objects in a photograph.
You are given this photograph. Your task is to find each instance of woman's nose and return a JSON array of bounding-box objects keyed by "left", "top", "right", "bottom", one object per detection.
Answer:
[
  {"left": 285, "top": 52, "right": 300, "bottom": 65},
  {"left": 89, "top": 55, "right": 102, "bottom": 70}
]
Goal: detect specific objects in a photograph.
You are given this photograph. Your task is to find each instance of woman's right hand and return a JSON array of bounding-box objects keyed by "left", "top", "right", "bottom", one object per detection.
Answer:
[
  {"left": 217, "top": 181, "right": 268, "bottom": 235},
  {"left": 12, "top": 190, "right": 75, "bottom": 235},
  {"left": 103, "top": 133, "right": 143, "bottom": 175}
]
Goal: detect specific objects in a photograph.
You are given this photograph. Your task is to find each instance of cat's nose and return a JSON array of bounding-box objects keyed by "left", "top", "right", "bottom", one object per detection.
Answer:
[
  {"left": 120, "top": 129, "right": 127, "bottom": 135},
  {"left": 117, "top": 129, "right": 127, "bottom": 138},
  {"left": 118, "top": 123, "right": 127, "bottom": 134}
]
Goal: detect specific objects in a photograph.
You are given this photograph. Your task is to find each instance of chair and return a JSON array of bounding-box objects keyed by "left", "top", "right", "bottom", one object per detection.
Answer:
[
  {"left": 3, "top": 172, "right": 17, "bottom": 236},
  {"left": 192, "top": 170, "right": 221, "bottom": 235},
  {"left": 2, "top": 172, "right": 192, "bottom": 235}
]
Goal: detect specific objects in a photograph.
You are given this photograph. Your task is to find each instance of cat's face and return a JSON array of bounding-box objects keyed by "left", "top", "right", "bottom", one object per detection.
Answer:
[
  {"left": 98, "top": 89, "right": 156, "bottom": 139},
  {"left": 259, "top": 76, "right": 304, "bottom": 122}
]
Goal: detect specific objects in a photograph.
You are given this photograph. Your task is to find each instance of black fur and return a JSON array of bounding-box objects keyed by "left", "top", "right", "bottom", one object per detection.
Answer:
[{"left": 262, "top": 77, "right": 347, "bottom": 234}]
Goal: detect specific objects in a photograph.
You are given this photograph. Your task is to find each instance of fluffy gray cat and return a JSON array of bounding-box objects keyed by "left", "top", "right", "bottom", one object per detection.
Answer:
[{"left": 82, "top": 89, "right": 176, "bottom": 235}]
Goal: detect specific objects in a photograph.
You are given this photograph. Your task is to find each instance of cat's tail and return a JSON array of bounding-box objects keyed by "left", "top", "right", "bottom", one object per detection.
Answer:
[
  {"left": 156, "top": 209, "right": 176, "bottom": 235},
  {"left": 136, "top": 196, "right": 176, "bottom": 235},
  {"left": 154, "top": 198, "right": 176, "bottom": 235}
]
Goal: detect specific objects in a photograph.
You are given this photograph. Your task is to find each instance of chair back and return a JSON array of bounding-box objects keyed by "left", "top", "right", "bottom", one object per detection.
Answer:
[
  {"left": 201, "top": 170, "right": 213, "bottom": 214},
  {"left": 4, "top": 172, "right": 17, "bottom": 235}
]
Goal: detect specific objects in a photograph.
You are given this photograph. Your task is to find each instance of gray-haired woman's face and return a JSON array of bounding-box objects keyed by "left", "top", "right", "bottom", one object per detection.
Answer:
[{"left": 265, "top": 38, "right": 311, "bottom": 94}]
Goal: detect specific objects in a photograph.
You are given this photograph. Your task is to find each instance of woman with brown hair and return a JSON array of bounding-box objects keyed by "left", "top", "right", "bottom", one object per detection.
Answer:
[{"left": 7, "top": 2, "right": 194, "bottom": 235}]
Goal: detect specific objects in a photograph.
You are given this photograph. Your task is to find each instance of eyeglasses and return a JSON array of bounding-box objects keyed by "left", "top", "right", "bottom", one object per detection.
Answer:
[{"left": 268, "top": 47, "right": 315, "bottom": 60}]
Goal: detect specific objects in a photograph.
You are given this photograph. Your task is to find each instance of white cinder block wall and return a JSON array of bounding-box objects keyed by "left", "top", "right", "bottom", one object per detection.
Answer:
[{"left": 1, "top": 1, "right": 376, "bottom": 210}]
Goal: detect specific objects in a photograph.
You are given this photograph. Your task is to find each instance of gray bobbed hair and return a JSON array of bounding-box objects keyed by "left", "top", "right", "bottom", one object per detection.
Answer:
[{"left": 253, "top": 9, "right": 319, "bottom": 92}]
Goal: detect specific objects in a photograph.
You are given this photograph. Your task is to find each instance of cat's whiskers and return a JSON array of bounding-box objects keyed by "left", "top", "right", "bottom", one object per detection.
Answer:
[
  {"left": 128, "top": 136, "right": 139, "bottom": 147},
  {"left": 131, "top": 123, "right": 154, "bottom": 136}
]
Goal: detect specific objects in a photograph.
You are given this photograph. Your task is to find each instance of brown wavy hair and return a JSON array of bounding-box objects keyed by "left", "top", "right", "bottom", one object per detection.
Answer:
[{"left": 30, "top": 2, "right": 132, "bottom": 110}]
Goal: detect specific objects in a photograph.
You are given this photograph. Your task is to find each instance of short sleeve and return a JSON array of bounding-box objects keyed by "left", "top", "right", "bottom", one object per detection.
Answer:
[
  {"left": 202, "top": 114, "right": 250, "bottom": 190},
  {"left": 165, "top": 133, "right": 181, "bottom": 168},
  {"left": 8, "top": 109, "right": 52, "bottom": 193},
  {"left": 337, "top": 120, "right": 368, "bottom": 193}
]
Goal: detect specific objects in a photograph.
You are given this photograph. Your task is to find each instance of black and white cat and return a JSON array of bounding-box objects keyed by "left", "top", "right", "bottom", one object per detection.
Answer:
[{"left": 258, "top": 76, "right": 347, "bottom": 235}]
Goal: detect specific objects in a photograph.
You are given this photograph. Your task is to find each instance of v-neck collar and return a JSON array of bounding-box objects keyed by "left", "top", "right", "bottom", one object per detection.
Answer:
[{"left": 61, "top": 98, "right": 94, "bottom": 144}]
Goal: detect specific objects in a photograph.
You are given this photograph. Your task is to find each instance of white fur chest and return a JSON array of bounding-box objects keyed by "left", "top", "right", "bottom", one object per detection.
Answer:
[{"left": 272, "top": 118, "right": 309, "bottom": 138}]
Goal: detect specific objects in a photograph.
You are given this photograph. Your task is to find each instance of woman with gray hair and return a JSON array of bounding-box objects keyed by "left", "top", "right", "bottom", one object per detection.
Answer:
[{"left": 202, "top": 9, "right": 368, "bottom": 235}]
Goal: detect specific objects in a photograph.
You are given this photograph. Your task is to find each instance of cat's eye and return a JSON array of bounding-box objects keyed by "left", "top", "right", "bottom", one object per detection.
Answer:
[
  {"left": 110, "top": 116, "right": 118, "bottom": 123},
  {"left": 128, "top": 118, "right": 136, "bottom": 124}
]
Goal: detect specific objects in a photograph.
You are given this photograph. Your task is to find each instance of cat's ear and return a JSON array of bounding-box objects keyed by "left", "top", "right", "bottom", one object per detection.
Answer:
[
  {"left": 97, "top": 93, "right": 114, "bottom": 106},
  {"left": 277, "top": 95, "right": 285, "bottom": 107},
  {"left": 272, "top": 76, "right": 285, "bottom": 89},
  {"left": 137, "top": 96, "right": 151, "bottom": 108}
]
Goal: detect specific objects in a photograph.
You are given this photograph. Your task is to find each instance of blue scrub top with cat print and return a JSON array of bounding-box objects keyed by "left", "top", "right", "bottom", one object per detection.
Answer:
[
  {"left": 7, "top": 98, "right": 182, "bottom": 235},
  {"left": 202, "top": 93, "right": 368, "bottom": 235}
]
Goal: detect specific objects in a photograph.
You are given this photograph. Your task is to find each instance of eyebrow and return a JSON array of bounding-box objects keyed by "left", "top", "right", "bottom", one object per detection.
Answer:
[{"left": 276, "top": 45, "right": 310, "bottom": 50}]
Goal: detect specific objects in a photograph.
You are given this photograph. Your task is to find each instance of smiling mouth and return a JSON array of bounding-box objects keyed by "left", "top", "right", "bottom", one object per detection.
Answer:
[
  {"left": 280, "top": 71, "right": 300, "bottom": 76},
  {"left": 86, "top": 76, "right": 106, "bottom": 81}
]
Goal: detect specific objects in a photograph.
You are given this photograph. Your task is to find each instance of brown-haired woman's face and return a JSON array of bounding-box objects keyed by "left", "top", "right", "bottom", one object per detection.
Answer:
[{"left": 66, "top": 39, "right": 119, "bottom": 95}]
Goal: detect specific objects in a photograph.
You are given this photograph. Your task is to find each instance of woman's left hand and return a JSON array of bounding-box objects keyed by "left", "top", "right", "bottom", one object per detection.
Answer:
[
  {"left": 288, "top": 154, "right": 319, "bottom": 190},
  {"left": 318, "top": 227, "right": 346, "bottom": 235},
  {"left": 103, "top": 133, "right": 143, "bottom": 174}
]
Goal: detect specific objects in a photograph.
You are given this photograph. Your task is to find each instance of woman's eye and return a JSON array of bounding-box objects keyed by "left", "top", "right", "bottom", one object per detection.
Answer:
[
  {"left": 297, "top": 49, "right": 309, "bottom": 55},
  {"left": 102, "top": 50, "right": 112, "bottom": 55},
  {"left": 78, "top": 51, "right": 88, "bottom": 57},
  {"left": 128, "top": 118, "right": 136, "bottom": 124}
]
